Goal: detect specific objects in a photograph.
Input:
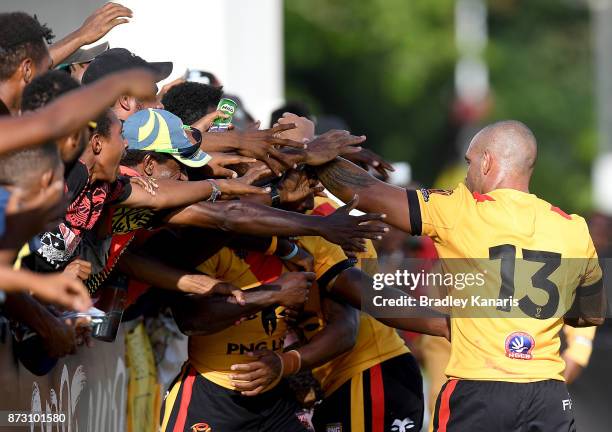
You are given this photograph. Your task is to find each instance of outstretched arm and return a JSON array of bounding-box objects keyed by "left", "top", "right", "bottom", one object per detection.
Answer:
[
  {"left": 164, "top": 198, "right": 386, "bottom": 254},
  {"left": 118, "top": 178, "right": 266, "bottom": 211},
  {"left": 315, "top": 157, "right": 413, "bottom": 233},
  {"left": 328, "top": 267, "right": 450, "bottom": 338},
  {"left": 0, "top": 69, "right": 155, "bottom": 155},
  {"left": 171, "top": 272, "right": 314, "bottom": 336},
  {"left": 49, "top": 2, "right": 132, "bottom": 67}
]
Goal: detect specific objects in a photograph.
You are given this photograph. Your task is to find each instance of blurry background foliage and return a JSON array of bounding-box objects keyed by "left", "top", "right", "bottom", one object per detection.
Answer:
[{"left": 285, "top": 0, "right": 595, "bottom": 213}]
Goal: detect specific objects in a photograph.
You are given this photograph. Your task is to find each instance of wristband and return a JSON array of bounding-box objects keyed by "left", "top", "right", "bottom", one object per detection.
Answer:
[
  {"left": 279, "top": 243, "right": 299, "bottom": 261},
  {"left": 206, "top": 179, "right": 222, "bottom": 202},
  {"left": 278, "top": 350, "right": 302, "bottom": 376}
]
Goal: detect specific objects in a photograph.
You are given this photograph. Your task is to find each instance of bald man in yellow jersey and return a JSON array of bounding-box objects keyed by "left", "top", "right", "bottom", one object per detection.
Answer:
[{"left": 314, "top": 120, "right": 607, "bottom": 432}]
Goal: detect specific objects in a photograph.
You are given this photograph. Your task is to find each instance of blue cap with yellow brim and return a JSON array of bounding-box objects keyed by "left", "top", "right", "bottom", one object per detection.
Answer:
[{"left": 122, "top": 108, "right": 211, "bottom": 168}]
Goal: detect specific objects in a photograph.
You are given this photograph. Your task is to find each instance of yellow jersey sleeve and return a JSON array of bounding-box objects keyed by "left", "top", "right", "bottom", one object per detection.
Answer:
[
  {"left": 580, "top": 235, "right": 602, "bottom": 288},
  {"left": 297, "top": 236, "right": 355, "bottom": 291},
  {"left": 408, "top": 184, "right": 469, "bottom": 241}
]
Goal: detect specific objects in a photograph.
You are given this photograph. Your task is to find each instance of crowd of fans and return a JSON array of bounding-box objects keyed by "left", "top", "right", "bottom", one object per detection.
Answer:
[
  {"left": 2, "top": 4, "right": 607, "bottom": 432},
  {"left": 0, "top": 3, "right": 436, "bottom": 432}
]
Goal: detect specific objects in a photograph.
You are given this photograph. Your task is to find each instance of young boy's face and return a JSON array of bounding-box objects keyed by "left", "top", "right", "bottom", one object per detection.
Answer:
[{"left": 97, "top": 113, "right": 127, "bottom": 183}]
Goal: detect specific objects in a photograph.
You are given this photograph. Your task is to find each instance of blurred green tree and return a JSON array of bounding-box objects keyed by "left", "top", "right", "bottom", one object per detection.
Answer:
[{"left": 285, "top": 0, "right": 595, "bottom": 212}]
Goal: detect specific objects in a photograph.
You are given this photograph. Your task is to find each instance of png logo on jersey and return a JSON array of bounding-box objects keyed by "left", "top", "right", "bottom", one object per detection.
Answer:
[
  {"left": 190, "top": 423, "right": 211, "bottom": 432},
  {"left": 505, "top": 332, "right": 535, "bottom": 360}
]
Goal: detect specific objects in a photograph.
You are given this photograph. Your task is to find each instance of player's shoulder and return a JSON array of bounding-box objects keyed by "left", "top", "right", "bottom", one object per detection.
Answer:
[{"left": 533, "top": 194, "right": 588, "bottom": 228}]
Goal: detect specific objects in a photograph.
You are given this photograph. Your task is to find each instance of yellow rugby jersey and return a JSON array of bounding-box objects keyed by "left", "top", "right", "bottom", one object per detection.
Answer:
[
  {"left": 306, "top": 197, "right": 409, "bottom": 396},
  {"left": 407, "top": 183, "right": 602, "bottom": 382},
  {"left": 190, "top": 236, "right": 353, "bottom": 392}
]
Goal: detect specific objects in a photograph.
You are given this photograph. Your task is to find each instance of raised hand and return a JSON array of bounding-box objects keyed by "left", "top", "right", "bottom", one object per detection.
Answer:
[
  {"left": 76, "top": 2, "right": 133, "bottom": 45},
  {"left": 278, "top": 169, "right": 323, "bottom": 205},
  {"left": 234, "top": 124, "right": 307, "bottom": 176},
  {"left": 205, "top": 153, "right": 258, "bottom": 179},
  {"left": 274, "top": 112, "right": 315, "bottom": 143},
  {"left": 192, "top": 110, "right": 231, "bottom": 134},
  {"left": 304, "top": 130, "right": 366, "bottom": 166},
  {"left": 318, "top": 195, "right": 388, "bottom": 254}
]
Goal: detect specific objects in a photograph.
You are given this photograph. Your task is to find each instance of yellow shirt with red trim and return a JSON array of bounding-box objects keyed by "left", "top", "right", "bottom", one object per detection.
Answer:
[
  {"left": 190, "top": 235, "right": 353, "bottom": 392},
  {"left": 407, "top": 183, "right": 603, "bottom": 382},
  {"left": 307, "top": 197, "right": 409, "bottom": 397}
]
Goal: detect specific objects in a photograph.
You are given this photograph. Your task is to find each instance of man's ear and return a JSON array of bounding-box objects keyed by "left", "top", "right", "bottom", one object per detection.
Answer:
[
  {"left": 91, "top": 133, "right": 103, "bottom": 155},
  {"left": 118, "top": 95, "right": 132, "bottom": 112},
  {"left": 143, "top": 153, "right": 155, "bottom": 176},
  {"left": 481, "top": 150, "right": 492, "bottom": 176},
  {"left": 21, "top": 58, "right": 34, "bottom": 84},
  {"left": 39, "top": 169, "right": 54, "bottom": 189}
]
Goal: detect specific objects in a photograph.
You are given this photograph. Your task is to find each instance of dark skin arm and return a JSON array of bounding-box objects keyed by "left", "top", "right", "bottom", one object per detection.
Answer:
[
  {"left": 164, "top": 197, "right": 386, "bottom": 254},
  {"left": 116, "top": 251, "right": 245, "bottom": 303},
  {"left": 298, "top": 296, "right": 359, "bottom": 370},
  {"left": 315, "top": 157, "right": 413, "bottom": 233},
  {"left": 49, "top": 3, "right": 132, "bottom": 67},
  {"left": 0, "top": 69, "right": 156, "bottom": 155},
  {"left": 328, "top": 267, "right": 450, "bottom": 338},
  {"left": 118, "top": 178, "right": 267, "bottom": 211},
  {"left": 3, "top": 293, "right": 76, "bottom": 357},
  {"left": 171, "top": 272, "right": 314, "bottom": 336}
]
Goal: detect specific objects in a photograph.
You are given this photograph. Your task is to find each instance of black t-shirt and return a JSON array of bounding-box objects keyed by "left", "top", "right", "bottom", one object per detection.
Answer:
[{"left": 25, "top": 161, "right": 132, "bottom": 272}]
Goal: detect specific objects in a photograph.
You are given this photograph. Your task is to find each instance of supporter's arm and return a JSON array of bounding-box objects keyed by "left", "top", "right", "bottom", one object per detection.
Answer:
[
  {"left": 117, "top": 178, "right": 267, "bottom": 211},
  {"left": 315, "top": 157, "right": 412, "bottom": 233},
  {"left": 0, "top": 69, "right": 156, "bottom": 155},
  {"left": 327, "top": 267, "right": 450, "bottom": 338},
  {"left": 229, "top": 297, "right": 359, "bottom": 396},
  {"left": 3, "top": 293, "right": 77, "bottom": 357},
  {"left": 171, "top": 272, "right": 314, "bottom": 336},
  {"left": 198, "top": 124, "right": 306, "bottom": 176},
  {"left": 0, "top": 267, "right": 91, "bottom": 312},
  {"left": 48, "top": 3, "right": 132, "bottom": 66},
  {"left": 164, "top": 198, "right": 387, "bottom": 254},
  {"left": 117, "top": 250, "right": 245, "bottom": 303}
]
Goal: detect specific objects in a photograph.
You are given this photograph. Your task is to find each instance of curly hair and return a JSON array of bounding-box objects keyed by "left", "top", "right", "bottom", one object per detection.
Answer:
[
  {"left": 92, "top": 109, "right": 115, "bottom": 138},
  {"left": 0, "top": 12, "right": 54, "bottom": 81},
  {"left": 161, "top": 81, "right": 223, "bottom": 125},
  {"left": 21, "top": 70, "right": 79, "bottom": 111}
]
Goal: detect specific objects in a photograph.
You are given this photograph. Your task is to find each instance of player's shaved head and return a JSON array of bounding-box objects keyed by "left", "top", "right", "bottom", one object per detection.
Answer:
[{"left": 465, "top": 120, "right": 537, "bottom": 194}]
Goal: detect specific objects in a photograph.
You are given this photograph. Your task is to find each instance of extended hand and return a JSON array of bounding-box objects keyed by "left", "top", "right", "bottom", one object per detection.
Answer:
[
  {"left": 319, "top": 195, "right": 388, "bottom": 254},
  {"left": 76, "top": 2, "right": 132, "bottom": 45},
  {"left": 304, "top": 130, "right": 365, "bottom": 166}
]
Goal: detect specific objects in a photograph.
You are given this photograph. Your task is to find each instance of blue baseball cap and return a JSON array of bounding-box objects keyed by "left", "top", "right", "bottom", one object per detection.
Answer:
[{"left": 122, "top": 109, "right": 211, "bottom": 168}]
